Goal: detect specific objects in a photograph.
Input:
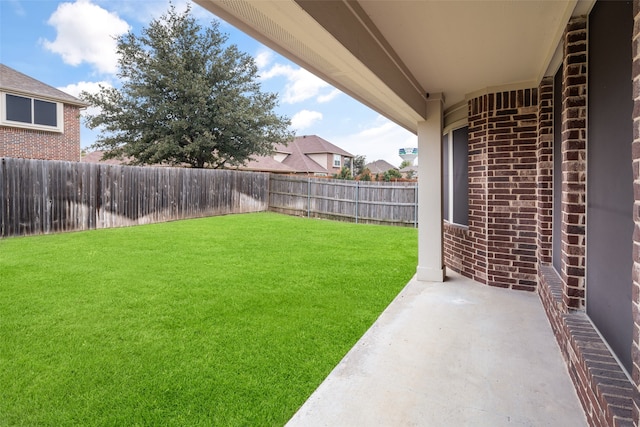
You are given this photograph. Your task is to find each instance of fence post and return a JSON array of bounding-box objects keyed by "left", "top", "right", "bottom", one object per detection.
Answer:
[
  {"left": 414, "top": 183, "right": 418, "bottom": 228},
  {"left": 355, "top": 180, "right": 359, "bottom": 224},
  {"left": 307, "top": 177, "right": 311, "bottom": 218},
  {"left": 0, "top": 158, "right": 5, "bottom": 237}
]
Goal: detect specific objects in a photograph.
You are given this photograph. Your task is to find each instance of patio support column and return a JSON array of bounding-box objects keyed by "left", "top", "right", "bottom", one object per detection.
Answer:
[{"left": 416, "top": 93, "right": 445, "bottom": 282}]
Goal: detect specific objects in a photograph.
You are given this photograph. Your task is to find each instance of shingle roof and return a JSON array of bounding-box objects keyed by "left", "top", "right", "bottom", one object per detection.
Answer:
[
  {"left": 81, "top": 151, "right": 129, "bottom": 165},
  {"left": 239, "top": 155, "right": 297, "bottom": 173},
  {"left": 240, "top": 135, "right": 353, "bottom": 174},
  {"left": 0, "top": 64, "right": 88, "bottom": 106},
  {"left": 365, "top": 159, "right": 398, "bottom": 174},
  {"left": 399, "top": 165, "right": 418, "bottom": 173},
  {"left": 292, "top": 134, "right": 354, "bottom": 157},
  {"left": 280, "top": 139, "right": 327, "bottom": 173}
]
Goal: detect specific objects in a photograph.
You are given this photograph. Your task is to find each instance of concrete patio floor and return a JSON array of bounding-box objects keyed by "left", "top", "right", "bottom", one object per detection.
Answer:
[{"left": 287, "top": 271, "right": 587, "bottom": 427}]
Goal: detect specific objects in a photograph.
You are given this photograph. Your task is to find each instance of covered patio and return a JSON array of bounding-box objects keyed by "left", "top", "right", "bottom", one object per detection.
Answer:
[
  {"left": 193, "top": 0, "right": 588, "bottom": 284},
  {"left": 194, "top": 0, "right": 640, "bottom": 425},
  {"left": 286, "top": 271, "right": 586, "bottom": 426}
]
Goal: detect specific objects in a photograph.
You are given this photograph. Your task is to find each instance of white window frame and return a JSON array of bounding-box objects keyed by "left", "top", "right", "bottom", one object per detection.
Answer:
[
  {"left": 0, "top": 92, "right": 64, "bottom": 133},
  {"left": 333, "top": 154, "right": 341, "bottom": 168}
]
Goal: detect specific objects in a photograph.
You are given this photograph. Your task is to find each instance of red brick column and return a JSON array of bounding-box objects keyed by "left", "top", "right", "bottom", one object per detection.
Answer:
[
  {"left": 467, "top": 97, "right": 489, "bottom": 285},
  {"left": 632, "top": 1, "right": 640, "bottom": 423},
  {"left": 537, "top": 77, "right": 554, "bottom": 265},
  {"left": 561, "top": 17, "right": 588, "bottom": 309},
  {"left": 450, "top": 90, "right": 538, "bottom": 290},
  {"left": 485, "top": 90, "right": 538, "bottom": 290}
]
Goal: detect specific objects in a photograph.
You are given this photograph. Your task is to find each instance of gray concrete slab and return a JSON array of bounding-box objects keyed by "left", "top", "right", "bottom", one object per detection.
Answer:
[{"left": 287, "top": 271, "right": 587, "bottom": 427}]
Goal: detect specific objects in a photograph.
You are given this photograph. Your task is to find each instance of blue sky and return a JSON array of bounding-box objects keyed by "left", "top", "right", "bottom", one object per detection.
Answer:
[{"left": 0, "top": 0, "right": 417, "bottom": 166}]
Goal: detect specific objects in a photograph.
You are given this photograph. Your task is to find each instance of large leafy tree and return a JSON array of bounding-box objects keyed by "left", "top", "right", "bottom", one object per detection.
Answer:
[
  {"left": 82, "top": 5, "right": 293, "bottom": 168},
  {"left": 352, "top": 155, "right": 366, "bottom": 175}
]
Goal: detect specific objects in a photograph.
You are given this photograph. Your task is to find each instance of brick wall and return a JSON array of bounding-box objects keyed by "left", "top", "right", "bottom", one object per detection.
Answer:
[
  {"left": 561, "top": 17, "right": 588, "bottom": 310},
  {"left": 0, "top": 104, "right": 81, "bottom": 162},
  {"left": 535, "top": 10, "right": 640, "bottom": 427},
  {"left": 537, "top": 77, "right": 554, "bottom": 264},
  {"left": 443, "top": 222, "right": 474, "bottom": 279},
  {"left": 442, "top": 5, "right": 640, "bottom": 427},
  {"left": 540, "top": 266, "right": 639, "bottom": 427},
  {"left": 445, "top": 89, "right": 538, "bottom": 290},
  {"left": 465, "top": 96, "right": 489, "bottom": 284}
]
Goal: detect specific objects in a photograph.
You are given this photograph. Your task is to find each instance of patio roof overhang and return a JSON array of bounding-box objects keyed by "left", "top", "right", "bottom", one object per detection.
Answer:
[
  {"left": 193, "top": 0, "right": 596, "bottom": 282},
  {"left": 194, "top": 0, "right": 594, "bottom": 133}
]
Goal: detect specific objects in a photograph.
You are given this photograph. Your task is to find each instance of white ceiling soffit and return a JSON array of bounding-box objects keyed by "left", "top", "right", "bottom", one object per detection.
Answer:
[{"left": 195, "top": 0, "right": 584, "bottom": 134}]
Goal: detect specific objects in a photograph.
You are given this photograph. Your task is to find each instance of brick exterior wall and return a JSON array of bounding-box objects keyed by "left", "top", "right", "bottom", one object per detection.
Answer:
[
  {"left": 444, "top": 89, "right": 538, "bottom": 290},
  {"left": 443, "top": 222, "right": 474, "bottom": 278},
  {"left": 0, "top": 104, "right": 81, "bottom": 162},
  {"left": 540, "top": 267, "right": 638, "bottom": 427},
  {"left": 561, "top": 17, "right": 588, "bottom": 310},
  {"left": 465, "top": 96, "right": 489, "bottom": 285},
  {"left": 535, "top": 11, "right": 640, "bottom": 427},
  {"left": 632, "top": 1, "right": 640, "bottom": 424},
  {"left": 443, "top": 9, "right": 640, "bottom": 425}
]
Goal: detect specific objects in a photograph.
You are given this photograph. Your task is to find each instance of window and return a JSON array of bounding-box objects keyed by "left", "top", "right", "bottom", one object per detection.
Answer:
[
  {"left": 585, "top": 0, "right": 634, "bottom": 373},
  {"left": 442, "top": 126, "right": 469, "bottom": 226},
  {"left": 333, "top": 154, "right": 341, "bottom": 168},
  {"left": 1, "top": 92, "right": 63, "bottom": 132}
]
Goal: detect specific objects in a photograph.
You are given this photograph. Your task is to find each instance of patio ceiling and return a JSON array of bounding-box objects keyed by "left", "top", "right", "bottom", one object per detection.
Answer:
[{"left": 194, "top": 0, "right": 594, "bottom": 133}]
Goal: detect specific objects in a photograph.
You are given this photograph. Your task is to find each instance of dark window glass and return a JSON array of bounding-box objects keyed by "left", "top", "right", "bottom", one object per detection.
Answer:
[
  {"left": 34, "top": 99, "right": 57, "bottom": 126},
  {"left": 443, "top": 126, "right": 469, "bottom": 226},
  {"left": 6, "top": 94, "right": 31, "bottom": 123},
  {"left": 586, "top": 0, "right": 634, "bottom": 373},
  {"left": 452, "top": 127, "right": 469, "bottom": 226}
]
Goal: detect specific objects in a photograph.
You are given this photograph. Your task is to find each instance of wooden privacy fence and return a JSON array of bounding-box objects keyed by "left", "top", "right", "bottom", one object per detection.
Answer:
[
  {"left": 268, "top": 175, "right": 418, "bottom": 227},
  {"left": 0, "top": 157, "right": 269, "bottom": 238}
]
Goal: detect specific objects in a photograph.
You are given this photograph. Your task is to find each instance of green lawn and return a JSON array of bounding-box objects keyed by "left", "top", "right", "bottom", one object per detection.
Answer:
[{"left": 0, "top": 212, "right": 417, "bottom": 426}]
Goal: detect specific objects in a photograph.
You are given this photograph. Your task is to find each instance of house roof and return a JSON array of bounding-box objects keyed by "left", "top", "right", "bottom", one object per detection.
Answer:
[
  {"left": 399, "top": 165, "right": 418, "bottom": 174},
  {"left": 400, "top": 165, "right": 418, "bottom": 178},
  {"left": 81, "top": 151, "right": 128, "bottom": 165},
  {"left": 365, "top": 159, "right": 398, "bottom": 174},
  {"left": 244, "top": 135, "right": 353, "bottom": 174},
  {"left": 194, "top": 0, "right": 593, "bottom": 133},
  {"left": 280, "top": 141, "right": 327, "bottom": 173},
  {"left": 0, "top": 64, "right": 88, "bottom": 107},
  {"left": 240, "top": 155, "right": 297, "bottom": 173},
  {"left": 284, "top": 134, "right": 354, "bottom": 157}
]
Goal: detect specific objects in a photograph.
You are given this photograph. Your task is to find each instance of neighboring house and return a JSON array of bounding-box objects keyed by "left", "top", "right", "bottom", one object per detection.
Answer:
[
  {"left": 399, "top": 165, "right": 418, "bottom": 179},
  {"left": 195, "top": 0, "right": 640, "bottom": 424},
  {"left": 0, "top": 64, "right": 88, "bottom": 162},
  {"left": 240, "top": 135, "right": 353, "bottom": 176},
  {"left": 81, "top": 150, "right": 128, "bottom": 165},
  {"left": 364, "top": 159, "right": 398, "bottom": 175}
]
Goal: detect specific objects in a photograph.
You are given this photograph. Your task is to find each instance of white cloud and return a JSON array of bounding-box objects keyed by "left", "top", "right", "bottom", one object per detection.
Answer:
[
  {"left": 41, "top": 0, "right": 130, "bottom": 75},
  {"left": 317, "top": 89, "right": 341, "bottom": 103},
  {"left": 330, "top": 116, "right": 417, "bottom": 167},
  {"left": 255, "top": 50, "right": 273, "bottom": 69},
  {"left": 58, "top": 80, "right": 112, "bottom": 117},
  {"left": 96, "top": 0, "right": 210, "bottom": 24},
  {"left": 260, "top": 62, "right": 339, "bottom": 104},
  {"left": 59, "top": 80, "right": 107, "bottom": 98},
  {"left": 291, "top": 110, "right": 323, "bottom": 130}
]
